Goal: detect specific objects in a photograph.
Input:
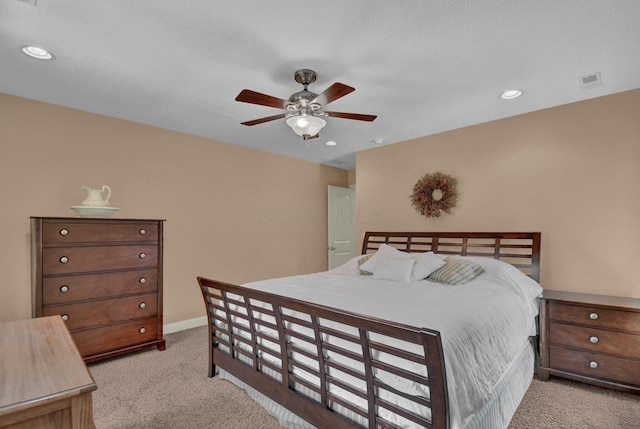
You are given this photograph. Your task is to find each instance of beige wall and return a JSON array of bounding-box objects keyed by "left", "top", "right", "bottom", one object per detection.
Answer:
[
  {"left": 348, "top": 169, "right": 356, "bottom": 186},
  {"left": 0, "top": 94, "right": 348, "bottom": 324},
  {"left": 356, "top": 89, "right": 640, "bottom": 298}
]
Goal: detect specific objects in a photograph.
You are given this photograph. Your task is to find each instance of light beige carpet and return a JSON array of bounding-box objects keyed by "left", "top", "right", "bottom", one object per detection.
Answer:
[{"left": 88, "top": 326, "right": 640, "bottom": 429}]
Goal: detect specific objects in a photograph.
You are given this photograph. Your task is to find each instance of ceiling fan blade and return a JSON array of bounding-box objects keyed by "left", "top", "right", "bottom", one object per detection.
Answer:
[
  {"left": 311, "top": 83, "right": 355, "bottom": 106},
  {"left": 235, "top": 89, "right": 293, "bottom": 109},
  {"left": 324, "top": 111, "right": 377, "bottom": 122},
  {"left": 241, "top": 113, "right": 288, "bottom": 126}
]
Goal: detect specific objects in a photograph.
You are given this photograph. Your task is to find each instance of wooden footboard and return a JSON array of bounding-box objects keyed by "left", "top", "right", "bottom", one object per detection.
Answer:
[{"left": 197, "top": 277, "right": 449, "bottom": 429}]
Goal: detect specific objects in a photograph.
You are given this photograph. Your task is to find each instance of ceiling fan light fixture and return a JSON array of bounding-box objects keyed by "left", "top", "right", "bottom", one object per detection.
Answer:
[{"left": 286, "top": 114, "right": 326, "bottom": 139}]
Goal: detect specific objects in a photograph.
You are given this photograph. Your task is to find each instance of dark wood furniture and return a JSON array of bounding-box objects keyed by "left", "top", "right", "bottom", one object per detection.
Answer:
[
  {"left": 31, "top": 217, "right": 165, "bottom": 363},
  {"left": 198, "top": 231, "right": 541, "bottom": 429},
  {"left": 0, "top": 316, "right": 97, "bottom": 429},
  {"left": 539, "top": 290, "right": 640, "bottom": 393}
]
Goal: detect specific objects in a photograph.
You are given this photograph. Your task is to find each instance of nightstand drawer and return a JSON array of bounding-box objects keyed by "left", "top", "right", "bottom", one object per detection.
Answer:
[
  {"left": 550, "top": 322, "right": 640, "bottom": 358},
  {"left": 42, "top": 245, "right": 158, "bottom": 275},
  {"left": 550, "top": 345, "right": 640, "bottom": 386},
  {"left": 43, "top": 221, "right": 158, "bottom": 244},
  {"left": 549, "top": 302, "right": 640, "bottom": 334},
  {"left": 43, "top": 293, "right": 157, "bottom": 331},
  {"left": 42, "top": 269, "right": 158, "bottom": 305}
]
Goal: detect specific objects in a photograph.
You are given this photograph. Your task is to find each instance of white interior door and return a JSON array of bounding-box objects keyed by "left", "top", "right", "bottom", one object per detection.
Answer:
[{"left": 328, "top": 185, "right": 356, "bottom": 269}]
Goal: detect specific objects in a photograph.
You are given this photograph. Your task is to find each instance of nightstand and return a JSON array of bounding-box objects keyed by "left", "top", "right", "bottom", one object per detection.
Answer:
[{"left": 539, "top": 290, "right": 640, "bottom": 394}]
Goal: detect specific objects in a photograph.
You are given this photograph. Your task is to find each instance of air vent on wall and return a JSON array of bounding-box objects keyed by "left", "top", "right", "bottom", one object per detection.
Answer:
[{"left": 579, "top": 72, "right": 602, "bottom": 90}]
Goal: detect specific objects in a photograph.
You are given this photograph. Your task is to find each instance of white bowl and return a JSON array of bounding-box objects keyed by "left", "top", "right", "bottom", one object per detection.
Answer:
[{"left": 71, "top": 206, "right": 119, "bottom": 218}]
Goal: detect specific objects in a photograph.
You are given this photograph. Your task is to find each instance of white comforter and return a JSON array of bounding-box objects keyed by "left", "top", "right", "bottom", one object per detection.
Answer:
[{"left": 241, "top": 256, "right": 542, "bottom": 429}]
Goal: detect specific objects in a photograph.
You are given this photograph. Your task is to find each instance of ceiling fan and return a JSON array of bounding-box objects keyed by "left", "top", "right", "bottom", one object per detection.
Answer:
[{"left": 235, "top": 69, "right": 377, "bottom": 141}]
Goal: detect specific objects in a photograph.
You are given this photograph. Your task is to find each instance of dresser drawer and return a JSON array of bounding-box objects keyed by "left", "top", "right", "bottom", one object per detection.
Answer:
[
  {"left": 549, "top": 302, "right": 640, "bottom": 334},
  {"left": 72, "top": 317, "right": 158, "bottom": 358},
  {"left": 42, "top": 221, "right": 158, "bottom": 244},
  {"left": 550, "top": 322, "right": 640, "bottom": 358},
  {"left": 43, "top": 293, "right": 157, "bottom": 331},
  {"left": 42, "top": 269, "right": 158, "bottom": 305},
  {"left": 550, "top": 345, "right": 640, "bottom": 386},
  {"left": 42, "top": 244, "right": 157, "bottom": 275}
]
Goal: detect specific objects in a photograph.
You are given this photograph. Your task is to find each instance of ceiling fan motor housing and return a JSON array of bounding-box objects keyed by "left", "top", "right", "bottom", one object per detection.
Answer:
[{"left": 288, "top": 90, "right": 320, "bottom": 110}]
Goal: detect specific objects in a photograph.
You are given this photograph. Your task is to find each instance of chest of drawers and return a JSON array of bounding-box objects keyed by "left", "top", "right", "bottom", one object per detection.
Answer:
[
  {"left": 31, "top": 217, "right": 166, "bottom": 363},
  {"left": 539, "top": 290, "right": 640, "bottom": 393}
]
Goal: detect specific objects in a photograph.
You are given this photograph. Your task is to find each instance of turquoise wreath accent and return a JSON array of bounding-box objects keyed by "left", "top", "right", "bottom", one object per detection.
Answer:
[{"left": 410, "top": 172, "right": 458, "bottom": 218}]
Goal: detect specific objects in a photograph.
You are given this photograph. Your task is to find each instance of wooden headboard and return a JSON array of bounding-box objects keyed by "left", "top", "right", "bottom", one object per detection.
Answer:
[{"left": 362, "top": 231, "right": 541, "bottom": 283}]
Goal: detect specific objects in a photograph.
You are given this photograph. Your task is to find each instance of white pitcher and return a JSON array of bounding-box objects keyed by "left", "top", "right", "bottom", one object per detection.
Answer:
[{"left": 80, "top": 185, "right": 111, "bottom": 207}]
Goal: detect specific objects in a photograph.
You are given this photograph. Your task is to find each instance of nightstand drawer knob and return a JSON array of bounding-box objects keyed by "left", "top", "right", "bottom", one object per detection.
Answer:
[
  {"left": 139, "top": 327, "right": 146, "bottom": 334},
  {"left": 60, "top": 285, "right": 69, "bottom": 293},
  {"left": 61, "top": 314, "right": 69, "bottom": 322},
  {"left": 59, "top": 228, "right": 69, "bottom": 236},
  {"left": 139, "top": 277, "right": 146, "bottom": 284},
  {"left": 589, "top": 336, "right": 599, "bottom": 344},
  {"left": 589, "top": 361, "right": 599, "bottom": 369},
  {"left": 139, "top": 302, "right": 146, "bottom": 309},
  {"left": 139, "top": 252, "right": 146, "bottom": 259},
  {"left": 589, "top": 313, "right": 599, "bottom": 320},
  {"left": 59, "top": 256, "right": 69, "bottom": 264},
  {"left": 139, "top": 229, "right": 146, "bottom": 235}
]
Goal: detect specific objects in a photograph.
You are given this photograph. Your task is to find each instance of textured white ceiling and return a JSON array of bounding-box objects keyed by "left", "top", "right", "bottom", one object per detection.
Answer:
[{"left": 2, "top": 0, "right": 639, "bottom": 170}]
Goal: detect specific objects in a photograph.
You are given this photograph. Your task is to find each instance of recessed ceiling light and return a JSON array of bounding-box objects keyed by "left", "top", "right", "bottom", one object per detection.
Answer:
[
  {"left": 22, "top": 46, "right": 54, "bottom": 60},
  {"left": 500, "top": 89, "right": 522, "bottom": 100},
  {"left": 325, "top": 141, "right": 337, "bottom": 146},
  {"left": 372, "top": 138, "right": 385, "bottom": 144}
]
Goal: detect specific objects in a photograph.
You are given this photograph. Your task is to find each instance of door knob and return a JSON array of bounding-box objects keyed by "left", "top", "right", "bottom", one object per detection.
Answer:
[{"left": 329, "top": 246, "right": 336, "bottom": 251}]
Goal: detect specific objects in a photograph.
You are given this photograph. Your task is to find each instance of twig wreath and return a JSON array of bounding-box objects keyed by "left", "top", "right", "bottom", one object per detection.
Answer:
[{"left": 410, "top": 171, "right": 458, "bottom": 218}]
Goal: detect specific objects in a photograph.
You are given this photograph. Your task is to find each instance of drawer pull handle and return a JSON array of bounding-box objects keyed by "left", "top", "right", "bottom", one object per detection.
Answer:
[
  {"left": 589, "top": 313, "right": 599, "bottom": 320},
  {"left": 60, "top": 285, "right": 69, "bottom": 293},
  {"left": 139, "top": 252, "right": 146, "bottom": 259},
  {"left": 589, "top": 336, "right": 599, "bottom": 344},
  {"left": 61, "top": 314, "right": 69, "bottom": 322},
  {"left": 139, "top": 302, "right": 146, "bottom": 309},
  {"left": 589, "top": 361, "right": 599, "bottom": 369},
  {"left": 59, "top": 228, "right": 69, "bottom": 236},
  {"left": 59, "top": 256, "right": 69, "bottom": 264},
  {"left": 139, "top": 229, "right": 146, "bottom": 235},
  {"left": 139, "top": 327, "right": 146, "bottom": 334},
  {"left": 139, "top": 277, "right": 146, "bottom": 284}
]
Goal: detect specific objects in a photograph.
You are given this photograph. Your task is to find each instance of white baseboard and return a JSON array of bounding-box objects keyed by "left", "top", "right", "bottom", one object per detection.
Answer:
[{"left": 164, "top": 316, "right": 207, "bottom": 334}]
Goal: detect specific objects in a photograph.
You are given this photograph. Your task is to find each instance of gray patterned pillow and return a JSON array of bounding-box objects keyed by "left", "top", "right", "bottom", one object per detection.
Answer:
[
  {"left": 358, "top": 254, "right": 374, "bottom": 275},
  {"left": 427, "top": 255, "right": 484, "bottom": 285}
]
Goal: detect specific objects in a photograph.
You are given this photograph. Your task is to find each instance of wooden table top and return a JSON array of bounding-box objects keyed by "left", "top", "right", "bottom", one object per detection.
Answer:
[
  {"left": 542, "top": 289, "right": 640, "bottom": 310},
  {"left": 0, "top": 316, "right": 97, "bottom": 414}
]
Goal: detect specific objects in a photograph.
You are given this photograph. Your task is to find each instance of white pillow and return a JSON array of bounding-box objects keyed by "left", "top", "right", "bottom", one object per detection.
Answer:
[
  {"left": 359, "top": 244, "right": 411, "bottom": 273},
  {"left": 411, "top": 252, "right": 446, "bottom": 281},
  {"left": 372, "top": 255, "right": 415, "bottom": 283}
]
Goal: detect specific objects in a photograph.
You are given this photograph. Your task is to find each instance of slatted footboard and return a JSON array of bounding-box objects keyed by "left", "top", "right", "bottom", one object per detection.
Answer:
[{"left": 197, "top": 277, "right": 449, "bottom": 429}]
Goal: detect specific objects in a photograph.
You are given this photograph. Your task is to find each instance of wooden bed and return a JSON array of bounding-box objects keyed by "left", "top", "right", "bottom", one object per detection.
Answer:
[{"left": 197, "top": 231, "right": 541, "bottom": 429}]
